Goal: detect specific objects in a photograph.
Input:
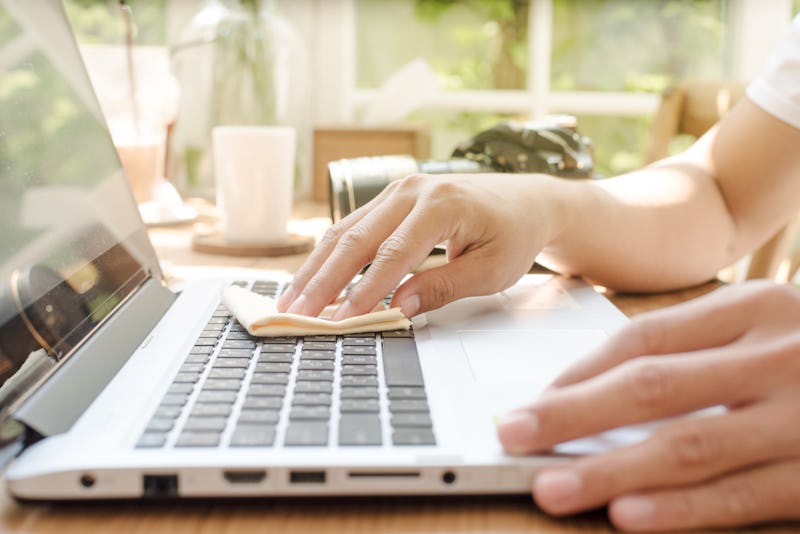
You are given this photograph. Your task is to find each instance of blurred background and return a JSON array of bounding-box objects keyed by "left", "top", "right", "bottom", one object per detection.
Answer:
[{"left": 62, "top": 0, "right": 798, "bottom": 195}]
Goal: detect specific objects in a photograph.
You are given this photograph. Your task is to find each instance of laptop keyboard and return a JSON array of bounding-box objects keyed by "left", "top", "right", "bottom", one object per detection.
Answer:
[{"left": 136, "top": 280, "right": 436, "bottom": 449}]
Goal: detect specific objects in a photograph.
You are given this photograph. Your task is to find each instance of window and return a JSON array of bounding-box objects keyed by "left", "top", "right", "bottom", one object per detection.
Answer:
[{"left": 353, "top": 0, "right": 792, "bottom": 175}]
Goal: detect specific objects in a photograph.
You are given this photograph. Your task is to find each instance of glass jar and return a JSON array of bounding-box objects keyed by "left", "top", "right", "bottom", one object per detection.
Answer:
[{"left": 169, "top": 0, "right": 308, "bottom": 199}]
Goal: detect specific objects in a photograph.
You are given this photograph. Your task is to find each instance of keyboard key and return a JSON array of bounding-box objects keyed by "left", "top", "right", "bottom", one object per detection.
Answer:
[
  {"left": 136, "top": 432, "right": 167, "bottom": 448},
  {"left": 340, "top": 387, "right": 379, "bottom": 399},
  {"left": 381, "top": 338, "right": 424, "bottom": 386},
  {"left": 238, "top": 409, "right": 280, "bottom": 424},
  {"left": 255, "top": 362, "right": 292, "bottom": 373},
  {"left": 298, "top": 360, "right": 334, "bottom": 371},
  {"left": 230, "top": 426, "right": 276, "bottom": 447},
  {"left": 184, "top": 416, "right": 227, "bottom": 432},
  {"left": 258, "top": 352, "right": 293, "bottom": 364},
  {"left": 242, "top": 396, "right": 284, "bottom": 410},
  {"left": 290, "top": 406, "right": 330, "bottom": 420},
  {"left": 341, "top": 364, "right": 377, "bottom": 376},
  {"left": 167, "top": 383, "right": 195, "bottom": 395},
  {"left": 175, "top": 431, "right": 221, "bottom": 447},
  {"left": 217, "top": 348, "right": 254, "bottom": 358},
  {"left": 226, "top": 332, "right": 257, "bottom": 341},
  {"left": 294, "top": 381, "right": 333, "bottom": 394},
  {"left": 391, "top": 413, "right": 433, "bottom": 428},
  {"left": 190, "top": 346, "right": 214, "bottom": 356},
  {"left": 250, "top": 373, "right": 289, "bottom": 385},
  {"left": 296, "top": 370, "right": 334, "bottom": 381},
  {"left": 303, "top": 335, "right": 337, "bottom": 342},
  {"left": 392, "top": 428, "right": 436, "bottom": 446},
  {"left": 342, "top": 345, "right": 376, "bottom": 356},
  {"left": 388, "top": 387, "right": 427, "bottom": 400},
  {"left": 193, "top": 338, "right": 218, "bottom": 347},
  {"left": 340, "top": 376, "right": 378, "bottom": 387},
  {"left": 342, "top": 337, "right": 375, "bottom": 346},
  {"left": 213, "top": 358, "right": 251, "bottom": 368},
  {"left": 262, "top": 343, "right": 296, "bottom": 353},
  {"left": 145, "top": 418, "right": 175, "bottom": 433},
  {"left": 247, "top": 384, "right": 286, "bottom": 397},
  {"left": 208, "top": 367, "right": 247, "bottom": 380},
  {"left": 173, "top": 372, "right": 201, "bottom": 383},
  {"left": 197, "top": 390, "right": 238, "bottom": 404},
  {"left": 191, "top": 403, "right": 233, "bottom": 417},
  {"left": 160, "top": 393, "right": 190, "bottom": 406},
  {"left": 389, "top": 399, "right": 430, "bottom": 413},
  {"left": 203, "top": 378, "right": 242, "bottom": 391},
  {"left": 300, "top": 350, "right": 335, "bottom": 360},
  {"left": 382, "top": 329, "right": 414, "bottom": 338},
  {"left": 285, "top": 421, "right": 328, "bottom": 446},
  {"left": 153, "top": 405, "right": 183, "bottom": 419},
  {"left": 222, "top": 339, "right": 256, "bottom": 350},
  {"left": 292, "top": 393, "right": 332, "bottom": 406},
  {"left": 338, "top": 414, "right": 382, "bottom": 446},
  {"left": 340, "top": 399, "right": 380, "bottom": 413},
  {"left": 180, "top": 363, "right": 205, "bottom": 374},
  {"left": 342, "top": 355, "right": 377, "bottom": 366},
  {"left": 303, "top": 341, "right": 336, "bottom": 351},
  {"left": 185, "top": 354, "right": 211, "bottom": 364}
]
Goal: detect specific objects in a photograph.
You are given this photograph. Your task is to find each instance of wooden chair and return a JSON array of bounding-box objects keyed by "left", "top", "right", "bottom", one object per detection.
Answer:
[{"left": 644, "top": 79, "right": 799, "bottom": 282}]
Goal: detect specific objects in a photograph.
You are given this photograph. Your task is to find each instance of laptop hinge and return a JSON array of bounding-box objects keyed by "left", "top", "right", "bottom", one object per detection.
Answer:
[{"left": 12, "top": 278, "right": 176, "bottom": 439}]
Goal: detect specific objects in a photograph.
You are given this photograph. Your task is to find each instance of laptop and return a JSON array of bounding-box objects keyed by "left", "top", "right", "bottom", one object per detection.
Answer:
[{"left": 0, "top": 0, "right": 630, "bottom": 500}]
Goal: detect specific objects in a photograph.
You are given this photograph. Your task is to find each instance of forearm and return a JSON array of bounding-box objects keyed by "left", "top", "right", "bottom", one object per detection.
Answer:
[{"left": 537, "top": 155, "right": 739, "bottom": 292}]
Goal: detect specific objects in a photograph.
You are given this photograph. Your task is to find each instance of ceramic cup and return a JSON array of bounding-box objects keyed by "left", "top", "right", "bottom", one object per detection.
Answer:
[{"left": 212, "top": 125, "right": 296, "bottom": 243}]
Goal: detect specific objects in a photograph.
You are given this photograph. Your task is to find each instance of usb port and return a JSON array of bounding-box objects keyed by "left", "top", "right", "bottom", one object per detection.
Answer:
[
  {"left": 223, "top": 470, "right": 267, "bottom": 484},
  {"left": 289, "top": 470, "right": 326, "bottom": 484}
]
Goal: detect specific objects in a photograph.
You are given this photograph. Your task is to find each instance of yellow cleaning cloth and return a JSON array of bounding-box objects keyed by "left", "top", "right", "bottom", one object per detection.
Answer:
[{"left": 221, "top": 285, "right": 411, "bottom": 337}]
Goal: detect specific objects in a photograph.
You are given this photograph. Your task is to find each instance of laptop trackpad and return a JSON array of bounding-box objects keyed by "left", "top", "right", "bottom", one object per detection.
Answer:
[{"left": 459, "top": 329, "right": 608, "bottom": 386}]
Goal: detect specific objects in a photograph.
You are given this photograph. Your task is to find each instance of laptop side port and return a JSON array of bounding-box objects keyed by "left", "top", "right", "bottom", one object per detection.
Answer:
[
  {"left": 223, "top": 470, "right": 267, "bottom": 484},
  {"left": 142, "top": 474, "right": 179, "bottom": 497},
  {"left": 289, "top": 470, "right": 326, "bottom": 484}
]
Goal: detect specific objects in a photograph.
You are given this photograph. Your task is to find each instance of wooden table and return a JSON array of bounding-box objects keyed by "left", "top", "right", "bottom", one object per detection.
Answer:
[{"left": 0, "top": 202, "right": 794, "bottom": 533}]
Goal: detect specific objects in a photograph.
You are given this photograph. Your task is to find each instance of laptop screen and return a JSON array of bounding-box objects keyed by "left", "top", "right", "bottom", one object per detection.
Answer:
[{"left": 0, "top": 2, "right": 160, "bottom": 426}]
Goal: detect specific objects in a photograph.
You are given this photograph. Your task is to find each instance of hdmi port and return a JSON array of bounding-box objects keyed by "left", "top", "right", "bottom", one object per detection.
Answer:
[{"left": 223, "top": 470, "right": 267, "bottom": 484}]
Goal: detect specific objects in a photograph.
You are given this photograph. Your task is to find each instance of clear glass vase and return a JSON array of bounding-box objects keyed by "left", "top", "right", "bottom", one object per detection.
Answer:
[{"left": 169, "top": 0, "right": 306, "bottom": 199}]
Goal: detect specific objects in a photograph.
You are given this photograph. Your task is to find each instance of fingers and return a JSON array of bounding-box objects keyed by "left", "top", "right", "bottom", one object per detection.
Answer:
[
  {"left": 388, "top": 247, "right": 514, "bottom": 316},
  {"left": 281, "top": 182, "right": 421, "bottom": 317},
  {"left": 330, "top": 204, "right": 447, "bottom": 319},
  {"left": 496, "top": 343, "right": 765, "bottom": 455},
  {"left": 549, "top": 284, "right": 752, "bottom": 389},
  {"left": 530, "top": 398, "right": 800, "bottom": 518},
  {"left": 609, "top": 460, "right": 800, "bottom": 531},
  {"left": 276, "top": 190, "right": 393, "bottom": 312}
]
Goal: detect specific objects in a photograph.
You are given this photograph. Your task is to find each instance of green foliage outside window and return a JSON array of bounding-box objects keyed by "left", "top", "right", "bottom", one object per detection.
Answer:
[{"left": 359, "top": 0, "right": 726, "bottom": 176}]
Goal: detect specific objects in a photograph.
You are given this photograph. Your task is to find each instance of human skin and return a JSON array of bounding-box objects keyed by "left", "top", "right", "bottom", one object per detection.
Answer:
[
  {"left": 277, "top": 97, "right": 800, "bottom": 529},
  {"left": 278, "top": 98, "right": 800, "bottom": 319},
  {"left": 497, "top": 280, "right": 800, "bottom": 530}
]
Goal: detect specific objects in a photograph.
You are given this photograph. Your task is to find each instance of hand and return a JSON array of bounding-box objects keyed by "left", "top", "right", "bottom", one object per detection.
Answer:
[
  {"left": 497, "top": 280, "right": 800, "bottom": 531},
  {"left": 278, "top": 172, "right": 562, "bottom": 319}
]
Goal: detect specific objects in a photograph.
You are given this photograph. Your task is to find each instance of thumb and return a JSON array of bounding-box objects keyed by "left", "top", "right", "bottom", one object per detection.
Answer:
[{"left": 392, "top": 253, "right": 511, "bottom": 316}]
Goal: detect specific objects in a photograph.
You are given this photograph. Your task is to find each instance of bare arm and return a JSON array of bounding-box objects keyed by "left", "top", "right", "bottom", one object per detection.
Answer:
[
  {"left": 279, "top": 97, "right": 800, "bottom": 317},
  {"left": 542, "top": 97, "right": 800, "bottom": 291}
]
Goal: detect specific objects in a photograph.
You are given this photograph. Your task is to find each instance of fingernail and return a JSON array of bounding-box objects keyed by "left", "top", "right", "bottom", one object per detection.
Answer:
[
  {"left": 277, "top": 286, "right": 295, "bottom": 310},
  {"left": 496, "top": 411, "right": 538, "bottom": 454},
  {"left": 286, "top": 294, "right": 307, "bottom": 315},
  {"left": 534, "top": 469, "right": 582, "bottom": 508},
  {"left": 400, "top": 294, "right": 420, "bottom": 317},
  {"left": 612, "top": 496, "right": 655, "bottom": 529}
]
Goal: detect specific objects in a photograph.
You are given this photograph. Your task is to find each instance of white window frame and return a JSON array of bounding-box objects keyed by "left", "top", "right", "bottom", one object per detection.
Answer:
[{"left": 313, "top": 0, "right": 793, "bottom": 126}]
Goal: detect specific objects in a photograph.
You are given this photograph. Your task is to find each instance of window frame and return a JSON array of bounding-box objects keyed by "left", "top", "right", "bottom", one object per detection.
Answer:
[{"left": 321, "top": 0, "right": 793, "bottom": 124}]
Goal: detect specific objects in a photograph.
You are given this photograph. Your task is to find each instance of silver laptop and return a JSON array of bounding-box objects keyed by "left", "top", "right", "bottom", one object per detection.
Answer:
[{"left": 0, "top": 0, "right": 629, "bottom": 500}]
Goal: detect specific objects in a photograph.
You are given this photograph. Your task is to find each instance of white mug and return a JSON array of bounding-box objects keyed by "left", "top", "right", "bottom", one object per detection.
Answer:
[{"left": 213, "top": 125, "right": 296, "bottom": 243}]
